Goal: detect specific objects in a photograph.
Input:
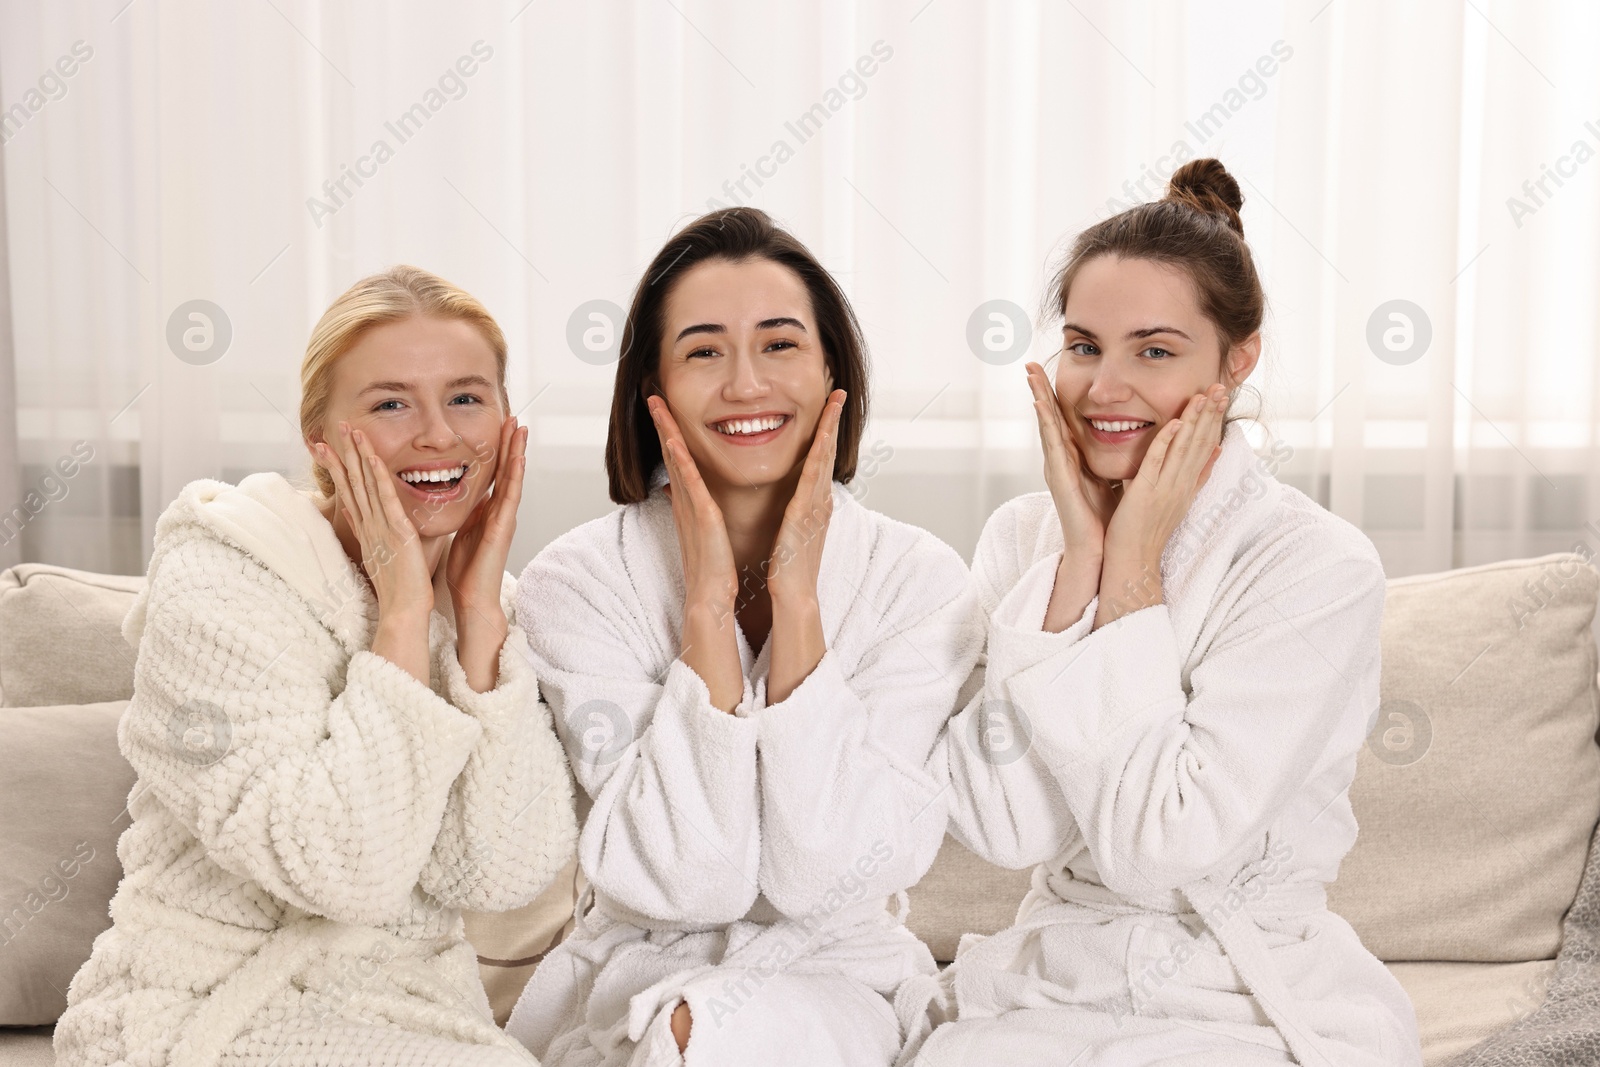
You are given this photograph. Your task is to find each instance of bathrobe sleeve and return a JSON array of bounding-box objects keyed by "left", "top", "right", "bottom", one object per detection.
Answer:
[
  {"left": 935, "top": 501, "right": 1086, "bottom": 869},
  {"left": 416, "top": 592, "right": 578, "bottom": 911},
  {"left": 118, "top": 535, "right": 486, "bottom": 927},
  {"left": 517, "top": 543, "right": 762, "bottom": 926},
  {"left": 990, "top": 532, "right": 1386, "bottom": 896},
  {"left": 752, "top": 532, "right": 985, "bottom": 919}
]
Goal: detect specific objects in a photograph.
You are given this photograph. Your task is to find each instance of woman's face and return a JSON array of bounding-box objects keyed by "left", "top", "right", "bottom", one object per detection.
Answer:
[
  {"left": 654, "top": 257, "right": 833, "bottom": 494},
  {"left": 1054, "top": 255, "right": 1258, "bottom": 482},
  {"left": 312, "top": 314, "right": 507, "bottom": 539}
]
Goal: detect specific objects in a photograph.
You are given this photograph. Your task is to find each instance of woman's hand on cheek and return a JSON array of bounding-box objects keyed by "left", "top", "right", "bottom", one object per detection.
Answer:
[
  {"left": 1095, "top": 384, "right": 1227, "bottom": 629},
  {"left": 1027, "top": 363, "right": 1117, "bottom": 558},
  {"left": 1029, "top": 364, "right": 1117, "bottom": 633},
  {"left": 767, "top": 389, "right": 844, "bottom": 606},
  {"left": 445, "top": 415, "right": 524, "bottom": 692},
  {"left": 648, "top": 395, "right": 745, "bottom": 713},
  {"left": 315, "top": 424, "right": 434, "bottom": 683},
  {"left": 766, "top": 389, "right": 844, "bottom": 703},
  {"left": 649, "top": 396, "right": 739, "bottom": 611}
]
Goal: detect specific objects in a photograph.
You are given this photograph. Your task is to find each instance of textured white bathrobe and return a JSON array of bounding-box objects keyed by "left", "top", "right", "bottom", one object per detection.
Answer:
[
  {"left": 907, "top": 427, "right": 1423, "bottom": 1066},
  {"left": 504, "top": 479, "right": 984, "bottom": 1066},
  {"left": 55, "top": 473, "right": 577, "bottom": 1067}
]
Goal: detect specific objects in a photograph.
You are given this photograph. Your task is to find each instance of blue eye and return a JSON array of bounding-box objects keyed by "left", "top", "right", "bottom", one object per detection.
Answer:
[
  {"left": 1066, "top": 341, "right": 1098, "bottom": 357},
  {"left": 374, "top": 399, "right": 403, "bottom": 412},
  {"left": 1142, "top": 347, "right": 1174, "bottom": 360},
  {"left": 450, "top": 394, "right": 482, "bottom": 405}
]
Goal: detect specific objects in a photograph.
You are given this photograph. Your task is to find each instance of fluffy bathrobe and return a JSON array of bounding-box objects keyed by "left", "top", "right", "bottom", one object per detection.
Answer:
[
  {"left": 503, "top": 479, "right": 984, "bottom": 1066},
  {"left": 54, "top": 472, "right": 577, "bottom": 1067},
  {"left": 906, "top": 427, "right": 1423, "bottom": 1066}
]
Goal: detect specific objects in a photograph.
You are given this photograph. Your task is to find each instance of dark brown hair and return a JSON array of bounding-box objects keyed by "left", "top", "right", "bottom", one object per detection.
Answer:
[
  {"left": 605, "top": 207, "right": 870, "bottom": 504},
  {"left": 1046, "top": 158, "right": 1264, "bottom": 366}
]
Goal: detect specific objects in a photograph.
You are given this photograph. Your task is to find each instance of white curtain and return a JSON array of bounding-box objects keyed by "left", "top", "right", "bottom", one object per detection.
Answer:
[{"left": 2, "top": 0, "right": 1594, "bottom": 579}]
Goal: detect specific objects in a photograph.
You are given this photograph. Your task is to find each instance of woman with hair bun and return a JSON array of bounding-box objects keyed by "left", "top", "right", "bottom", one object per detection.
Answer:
[{"left": 907, "top": 160, "right": 1422, "bottom": 1065}]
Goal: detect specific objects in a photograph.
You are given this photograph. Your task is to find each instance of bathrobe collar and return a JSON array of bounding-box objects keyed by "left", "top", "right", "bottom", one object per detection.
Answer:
[{"left": 635, "top": 463, "right": 872, "bottom": 664}]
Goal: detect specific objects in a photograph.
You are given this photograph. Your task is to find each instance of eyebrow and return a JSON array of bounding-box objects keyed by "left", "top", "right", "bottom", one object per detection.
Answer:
[
  {"left": 356, "top": 375, "right": 495, "bottom": 398},
  {"left": 674, "top": 317, "right": 808, "bottom": 343},
  {"left": 1063, "top": 322, "right": 1194, "bottom": 342}
]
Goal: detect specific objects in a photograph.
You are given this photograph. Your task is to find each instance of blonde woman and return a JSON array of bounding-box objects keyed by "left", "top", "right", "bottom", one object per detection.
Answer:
[{"left": 56, "top": 266, "right": 576, "bottom": 1066}]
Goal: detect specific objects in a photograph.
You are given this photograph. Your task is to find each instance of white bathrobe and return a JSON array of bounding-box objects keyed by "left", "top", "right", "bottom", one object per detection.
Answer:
[
  {"left": 907, "top": 426, "right": 1423, "bottom": 1067},
  {"left": 504, "top": 478, "right": 984, "bottom": 1066},
  {"left": 54, "top": 472, "right": 577, "bottom": 1067}
]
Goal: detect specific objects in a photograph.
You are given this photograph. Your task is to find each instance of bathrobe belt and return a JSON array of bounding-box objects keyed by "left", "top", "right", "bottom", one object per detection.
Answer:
[
  {"left": 574, "top": 885, "right": 914, "bottom": 1051},
  {"left": 1033, "top": 867, "right": 1343, "bottom": 1067}
]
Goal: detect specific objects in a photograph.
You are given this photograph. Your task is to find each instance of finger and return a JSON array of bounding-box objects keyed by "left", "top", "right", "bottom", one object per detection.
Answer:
[
  {"left": 649, "top": 395, "right": 686, "bottom": 455},
  {"left": 493, "top": 412, "right": 515, "bottom": 485},
  {"left": 1179, "top": 387, "right": 1225, "bottom": 486},
  {"left": 667, "top": 436, "right": 717, "bottom": 517},
  {"left": 335, "top": 422, "right": 372, "bottom": 527},
  {"left": 363, "top": 435, "right": 417, "bottom": 537},
  {"left": 1182, "top": 386, "right": 1226, "bottom": 484},
  {"left": 1027, "top": 375, "right": 1076, "bottom": 475},
  {"left": 350, "top": 429, "right": 388, "bottom": 525},
  {"left": 803, "top": 391, "right": 845, "bottom": 495},
  {"left": 493, "top": 422, "right": 528, "bottom": 526},
  {"left": 1032, "top": 396, "right": 1069, "bottom": 470},
  {"left": 1158, "top": 394, "right": 1206, "bottom": 490},
  {"left": 658, "top": 438, "right": 692, "bottom": 513},
  {"left": 315, "top": 441, "right": 358, "bottom": 524},
  {"left": 1137, "top": 418, "right": 1183, "bottom": 488}
]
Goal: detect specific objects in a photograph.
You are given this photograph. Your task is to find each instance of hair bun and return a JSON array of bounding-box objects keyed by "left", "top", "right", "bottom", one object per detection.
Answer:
[{"left": 1166, "top": 158, "right": 1244, "bottom": 236}]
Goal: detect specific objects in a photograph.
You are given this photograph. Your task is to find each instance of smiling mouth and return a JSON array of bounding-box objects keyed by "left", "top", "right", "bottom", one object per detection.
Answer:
[
  {"left": 397, "top": 464, "right": 468, "bottom": 492},
  {"left": 1087, "top": 419, "right": 1155, "bottom": 433},
  {"left": 712, "top": 414, "right": 789, "bottom": 437}
]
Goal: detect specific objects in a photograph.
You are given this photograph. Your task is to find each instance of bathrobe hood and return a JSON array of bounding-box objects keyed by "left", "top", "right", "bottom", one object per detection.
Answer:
[{"left": 124, "top": 473, "right": 374, "bottom": 653}]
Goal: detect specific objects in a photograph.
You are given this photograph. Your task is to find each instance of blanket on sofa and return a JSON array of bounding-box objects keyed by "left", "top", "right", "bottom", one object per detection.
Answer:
[{"left": 1452, "top": 813, "right": 1600, "bottom": 1065}]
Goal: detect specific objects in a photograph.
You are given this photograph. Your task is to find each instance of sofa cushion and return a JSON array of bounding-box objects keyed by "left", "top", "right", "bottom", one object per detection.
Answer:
[
  {"left": 1327, "top": 553, "right": 1600, "bottom": 962},
  {"left": 0, "top": 565, "right": 142, "bottom": 708},
  {"left": 0, "top": 1027, "right": 56, "bottom": 1067},
  {"left": 1387, "top": 959, "right": 1555, "bottom": 1066},
  {"left": 462, "top": 857, "right": 584, "bottom": 1026},
  {"left": 906, "top": 837, "right": 1031, "bottom": 963},
  {"left": 0, "top": 701, "right": 134, "bottom": 1026}
]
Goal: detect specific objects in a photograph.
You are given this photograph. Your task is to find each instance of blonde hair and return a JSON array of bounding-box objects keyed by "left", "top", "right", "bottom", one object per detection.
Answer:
[{"left": 299, "top": 265, "right": 510, "bottom": 497}]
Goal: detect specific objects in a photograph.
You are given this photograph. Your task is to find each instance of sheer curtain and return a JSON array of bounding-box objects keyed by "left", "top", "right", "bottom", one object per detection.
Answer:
[{"left": 1, "top": 0, "right": 1594, "bottom": 578}]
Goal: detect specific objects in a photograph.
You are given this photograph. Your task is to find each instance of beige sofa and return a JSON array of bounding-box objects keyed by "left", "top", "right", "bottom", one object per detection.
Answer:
[{"left": 2, "top": 553, "right": 1597, "bottom": 1066}]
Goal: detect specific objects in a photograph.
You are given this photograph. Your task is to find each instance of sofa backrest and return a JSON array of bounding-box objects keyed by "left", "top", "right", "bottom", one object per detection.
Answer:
[
  {"left": 904, "top": 553, "right": 1600, "bottom": 965},
  {"left": 1326, "top": 553, "right": 1600, "bottom": 962},
  {"left": 1, "top": 553, "right": 1596, "bottom": 1026},
  {"left": 0, "top": 564, "right": 142, "bottom": 708}
]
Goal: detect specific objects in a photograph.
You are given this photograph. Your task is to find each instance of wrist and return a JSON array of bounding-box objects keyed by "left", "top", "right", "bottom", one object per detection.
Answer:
[
  {"left": 685, "top": 596, "right": 738, "bottom": 633},
  {"left": 376, "top": 607, "right": 432, "bottom": 634},
  {"left": 768, "top": 586, "right": 820, "bottom": 617},
  {"left": 454, "top": 601, "right": 508, "bottom": 641}
]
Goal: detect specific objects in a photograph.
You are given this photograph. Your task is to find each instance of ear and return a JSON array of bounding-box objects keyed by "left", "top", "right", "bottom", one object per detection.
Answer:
[{"left": 1224, "top": 331, "right": 1262, "bottom": 388}]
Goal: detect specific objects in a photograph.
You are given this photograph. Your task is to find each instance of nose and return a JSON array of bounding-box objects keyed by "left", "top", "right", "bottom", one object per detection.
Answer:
[
  {"left": 721, "top": 347, "right": 770, "bottom": 402},
  {"left": 414, "top": 399, "right": 460, "bottom": 451},
  {"left": 1084, "top": 354, "right": 1133, "bottom": 407}
]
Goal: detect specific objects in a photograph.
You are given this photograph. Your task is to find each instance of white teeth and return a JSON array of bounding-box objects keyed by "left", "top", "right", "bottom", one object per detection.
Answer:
[
  {"left": 1089, "top": 419, "right": 1152, "bottom": 433},
  {"left": 714, "top": 415, "right": 787, "bottom": 436},
  {"left": 399, "top": 464, "right": 467, "bottom": 485}
]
